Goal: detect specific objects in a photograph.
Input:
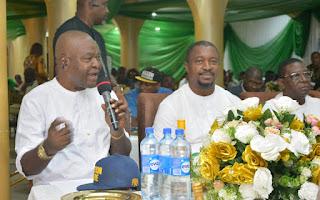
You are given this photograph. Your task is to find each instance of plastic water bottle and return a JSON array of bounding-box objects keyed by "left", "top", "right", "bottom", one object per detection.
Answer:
[
  {"left": 170, "top": 129, "right": 191, "bottom": 200},
  {"left": 140, "top": 127, "right": 160, "bottom": 200},
  {"left": 159, "top": 128, "right": 173, "bottom": 200}
]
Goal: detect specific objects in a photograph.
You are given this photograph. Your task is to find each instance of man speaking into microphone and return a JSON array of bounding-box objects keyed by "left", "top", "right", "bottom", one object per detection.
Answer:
[{"left": 15, "top": 31, "right": 131, "bottom": 189}]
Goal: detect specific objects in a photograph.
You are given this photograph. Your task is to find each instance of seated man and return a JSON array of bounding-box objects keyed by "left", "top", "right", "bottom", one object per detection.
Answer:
[
  {"left": 264, "top": 58, "right": 320, "bottom": 119},
  {"left": 125, "top": 67, "right": 173, "bottom": 124},
  {"left": 228, "top": 67, "right": 265, "bottom": 97},
  {"left": 15, "top": 31, "right": 131, "bottom": 187},
  {"left": 153, "top": 41, "right": 241, "bottom": 153},
  {"left": 307, "top": 51, "right": 320, "bottom": 90}
]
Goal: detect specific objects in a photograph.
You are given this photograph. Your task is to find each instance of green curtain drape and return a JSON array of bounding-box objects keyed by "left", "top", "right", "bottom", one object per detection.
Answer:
[
  {"left": 7, "top": 19, "right": 26, "bottom": 40},
  {"left": 138, "top": 20, "right": 194, "bottom": 81},
  {"left": 94, "top": 24, "right": 121, "bottom": 68},
  {"left": 98, "top": 12, "right": 311, "bottom": 81},
  {"left": 225, "top": 12, "right": 311, "bottom": 78},
  {"left": 118, "top": 0, "right": 318, "bottom": 23},
  {"left": 96, "top": 20, "right": 194, "bottom": 81}
]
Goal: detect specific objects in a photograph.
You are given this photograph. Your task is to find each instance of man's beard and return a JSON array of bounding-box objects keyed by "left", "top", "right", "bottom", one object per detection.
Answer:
[{"left": 198, "top": 81, "right": 215, "bottom": 89}]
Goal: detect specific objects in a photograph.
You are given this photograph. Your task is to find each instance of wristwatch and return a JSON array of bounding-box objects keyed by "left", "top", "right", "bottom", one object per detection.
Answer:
[{"left": 37, "top": 142, "right": 53, "bottom": 160}]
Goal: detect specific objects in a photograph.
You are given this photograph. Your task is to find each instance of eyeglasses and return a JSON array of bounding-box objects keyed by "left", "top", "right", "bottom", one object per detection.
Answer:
[
  {"left": 281, "top": 71, "right": 313, "bottom": 82},
  {"left": 91, "top": 1, "right": 108, "bottom": 7}
]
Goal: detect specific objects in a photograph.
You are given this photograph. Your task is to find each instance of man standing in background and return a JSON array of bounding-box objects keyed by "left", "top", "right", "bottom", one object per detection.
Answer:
[{"left": 53, "top": 0, "right": 111, "bottom": 80}]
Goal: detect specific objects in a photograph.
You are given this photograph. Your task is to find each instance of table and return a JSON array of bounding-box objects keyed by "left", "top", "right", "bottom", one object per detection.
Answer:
[{"left": 28, "top": 179, "right": 91, "bottom": 200}]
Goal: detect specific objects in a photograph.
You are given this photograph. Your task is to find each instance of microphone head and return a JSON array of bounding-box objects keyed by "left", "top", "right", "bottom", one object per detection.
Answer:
[{"left": 97, "top": 77, "right": 112, "bottom": 94}]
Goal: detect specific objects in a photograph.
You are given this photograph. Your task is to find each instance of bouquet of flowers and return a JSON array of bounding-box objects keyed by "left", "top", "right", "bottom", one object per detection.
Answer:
[{"left": 191, "top": 96, "right": 320, "bottom": 200}]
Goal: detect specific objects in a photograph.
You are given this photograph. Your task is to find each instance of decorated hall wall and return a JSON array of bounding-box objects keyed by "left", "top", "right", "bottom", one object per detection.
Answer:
[{"left": 96, "top": 12, "right": 317, "bottom": 82}]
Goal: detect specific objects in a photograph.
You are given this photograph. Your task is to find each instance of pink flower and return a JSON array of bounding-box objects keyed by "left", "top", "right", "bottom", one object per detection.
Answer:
[
  {"left": 264, "top": 118, "right": 283, "bottom": 129},
  {"left": 213, "top": 180, "right": 225, "bottom": 191},
  {"left": 306, "top": 115, "right": 320, "bottom": 127},
  {"left": 264, "top": 118, "right": 273, "bottom": 126},
  {"left": 312, "top": 126, "right": 320, "bottom": 135}
]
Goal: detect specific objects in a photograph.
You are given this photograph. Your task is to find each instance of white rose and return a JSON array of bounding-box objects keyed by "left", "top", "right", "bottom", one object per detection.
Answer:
[
  {"left": 264, "top": 126, "right": 280, "bottom": 135},
  {"left": 253, "top": 168, "right": 273, "bottom": 199},
  {"left": 287, "top": 130, "right": 311, "bottom": 156},
  {"left": 239, "top": 184, "right": 259, "bottom": 200},
  {"left": 250, "top": 134, "right": 287, "bottom": 161},
  {"left": 271, "top": 96, "right": 300, "bottom": 113},
  {"left": 235, "top": 122, "right": 259, "bottom": 144},
  {"left": 312, "top": 157, "right": 320, "bottom": 166},
  {"left": 301, "top": 167, "right": 312, "bottom": 178},
  {"left": 224, "top": 120, "right": 240, "bottom": 129},
  {"left": 298, "top": 182, "right": 319, "bottom": 200},
  {"left": 239, "top": 97, "right": 260, "bottom": 111},
  {"left": 211, "top": 129, "right": 232, "bottom": 143}
]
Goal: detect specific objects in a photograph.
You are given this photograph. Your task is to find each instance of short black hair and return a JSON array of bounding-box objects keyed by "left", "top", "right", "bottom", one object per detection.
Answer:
[
  {"left": 311, "top": 51, "right": 320, "bottom": 58},
  {"left": 278, "top": 58, "right": 303, "bottom": 77},
  {"left": 24, "top": 68, "right": 36, "bottom": 83},
  {"left": 30, "top": 43, "right": 43, "bottom": 56},
  {"left": 185, "top": 40, "right": 219, "bottom": 63},
  {"left": 244, "top": 66, "right": 262, "bottom": 79}
]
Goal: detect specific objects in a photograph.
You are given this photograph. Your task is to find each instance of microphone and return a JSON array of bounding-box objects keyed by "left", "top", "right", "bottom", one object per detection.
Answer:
[{"left": 97, "top": 78, "right": 119, "bottom": 131}]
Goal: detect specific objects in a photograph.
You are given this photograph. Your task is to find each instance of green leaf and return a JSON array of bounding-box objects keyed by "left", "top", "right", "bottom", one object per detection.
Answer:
[
  {"left": 227, "top": 110, "right": 235, "bottom": 121},
  {"left": 274, "top": 110, "right": 281, "bottom": 121},
  {"left": 261, "top": 109, "right": 273, "bottom": 122},
  {"left": 283, "top": 113, "right": 295, "bottom": 124}
]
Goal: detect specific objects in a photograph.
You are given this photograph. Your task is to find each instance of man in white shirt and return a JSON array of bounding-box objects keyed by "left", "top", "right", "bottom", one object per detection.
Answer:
[
  {"left": 15, "top": 31, "right": 131, "bottom": 186},
  {"left": 264, "top": 58, "right": 320, "bottom": 119},
  {"left": 153, "top": 40, "right": 241, "bottom": 153}
]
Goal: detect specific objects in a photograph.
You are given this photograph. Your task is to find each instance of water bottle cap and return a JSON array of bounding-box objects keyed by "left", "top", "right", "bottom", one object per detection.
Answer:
[
  {"left": 145, "top": 127, "right": 154, "bottom": 136},
  {"left": 175, "top": 128, "right": 184, "bottom": 136},
  {"left": 177, "top": 119, "right": 186, "bottom": 130},
  {"left": 163, "top": 128, "right": 171, "bottom": 135}
]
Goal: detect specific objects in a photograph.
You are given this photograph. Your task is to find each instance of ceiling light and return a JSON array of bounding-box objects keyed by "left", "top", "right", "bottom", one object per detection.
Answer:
[
  {"left": 152, "top": 12, "right": 157, "bottom": 17},
  {"left": 155, "top": 27, "right": 160, "bottom": 31}
]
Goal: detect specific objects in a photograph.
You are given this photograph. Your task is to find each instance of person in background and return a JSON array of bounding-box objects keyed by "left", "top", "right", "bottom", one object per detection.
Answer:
[
  {"left": 264, "top": 70, "right": 281, "bottom": 92},
  {"left": 23, "top": 43, "right": 47, "bottom": 84},
  {"left": 8, "top": 78, "right": 17, "bottom": 92},
  {"left": 21, "top": 68, "right": 38, "bottom": 95},
  {"left": 264, "top": 58, "right": 320, "bottom": 119},
  {"left": 161, "top": 74, "right": 176, "bottom": 91},
  {"left": 116, "top": 66, "right": 127, "bottom": 85},
  {"left": 14, "top": 74, "right": 24, "bottom": 90},
  {"left": 307, "top": 51, "right": 320, "bottom": 90},
  {"left": 125, "top": 68, "right": 139, "bottom": 90},
  {"left": 223, "top": 69, "right": 238, "bottom": 89},
  {"left": 125, "top": 67, "right": 173, "bottom": 126},
  {"left": 15, "top": 31, "right": 131, "bottom": 188},
  {"left": 228, "top": 66, "right": 265, "bottom": 97},
  {"left": 111, "top": 67, "right": 118, "bottom": 78},
  {"left": 153, "top": 41, "right": 241, "bottom": 153}
]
